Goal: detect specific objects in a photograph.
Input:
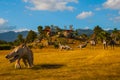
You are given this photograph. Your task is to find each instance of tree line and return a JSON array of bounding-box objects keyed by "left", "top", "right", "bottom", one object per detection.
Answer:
[{"left": 0, "top": 25, "right": 120, "bottom": 50}]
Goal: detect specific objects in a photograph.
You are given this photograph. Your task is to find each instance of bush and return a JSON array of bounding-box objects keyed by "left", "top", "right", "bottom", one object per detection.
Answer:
[
  {"left": 28, "top": 44, "right": 33, "bottom": 49},
  {"left": 0, "top": 44, "right": 12, "bottom": 50},
  {"left": 54, "top": 41, "right": 59, "bottom": 49},
  {"left": 38, "top": 44, "right": 44, "bottom": 49}
]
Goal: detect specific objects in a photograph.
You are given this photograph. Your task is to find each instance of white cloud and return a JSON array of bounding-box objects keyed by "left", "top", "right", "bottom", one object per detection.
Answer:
[
  {"left": 14, "top": 28, "right": 29, "bottom": 32},
  {"left": 0, "top": 18, "right": 8, "bottom": 25},
  {"left": 0, "top": 18, "right": 16, "bottom": 33},
  {"left": 0, "top": 26, "right": 29, "bottom": 33},
  {"left": 76, "top": 11, "right": 93, "bottom": 19},
  {"left": 104, "top": 28, "right": 111, "bottom": 31},
  {"left": 113, "top": 16, "right": 120, "bottom": 21},
  {"left": 84, "top": 26, "right": 90, "bottom": 29},
  {"left": 118, "top": 11, "right": 120, "bottom": 14},
  {"left": 110, "top": 16, "right": 120, "bottom": 22},
  {"left": 103, "top": 0, "right": 120, "bottom": 10},
  {"left": 95, "top": 8, "right": 102, "bottom": 11},
  {"left": 23, "top": 0, "right": 78, "bottom": 11},
  {"left": 0, "top": 18, "right": 29, "bottom": 33},
  {"left": 23, "top": 0, "right": 28, "bottom": 2},
  {"left": 0, "top": 25, "right": 16, "bottom": 33}
]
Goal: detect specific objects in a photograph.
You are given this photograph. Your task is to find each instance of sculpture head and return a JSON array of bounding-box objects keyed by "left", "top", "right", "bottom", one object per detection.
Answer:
[{"left": 5, "top": 44, "right": 24, "bottom": 63}]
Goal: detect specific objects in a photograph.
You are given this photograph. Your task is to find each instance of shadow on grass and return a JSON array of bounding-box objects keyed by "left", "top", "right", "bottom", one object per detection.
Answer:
[{"left": 32, "top": 64, "right": 65, "bottom": 70}]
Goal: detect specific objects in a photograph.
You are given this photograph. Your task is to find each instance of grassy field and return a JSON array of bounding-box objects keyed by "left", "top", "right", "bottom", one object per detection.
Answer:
[{"left": 0, "top": 45, "right": 120, "bottom": 80}]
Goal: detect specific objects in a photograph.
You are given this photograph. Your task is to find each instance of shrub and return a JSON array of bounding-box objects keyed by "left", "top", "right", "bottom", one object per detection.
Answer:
[
  {"left": 28, "top": 44, "right": 33, "bottom": 49},
  {"left": 0, "top": 44, "right": 12, "bottom": 50},
  {"left": 54, "top": 41, "right": 59, "bottom": 49},
  {"left": 38, "top": 44, "right": 44, "bottom": 49}
]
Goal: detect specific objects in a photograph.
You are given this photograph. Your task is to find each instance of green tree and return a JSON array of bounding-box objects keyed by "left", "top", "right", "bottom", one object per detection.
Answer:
[
  {"left": 111, "top": 28, "right": 120, "bottom": 42},
  {"left": 17, "top": 34, "right": 24, "bottom": 43},
  {"left": 0, "top": 40, "right": 7, "bottom": 44},
  {"left": 38, "top": 25, "right": 43, "bottom": 34},
  {"left": 80, "top": 34, "right": 88, "bottom": 41},
  {"left": 13, "top": 34, "right": 24, "bottom": 46},
  {"left": 55, "top": 26, "right": 62, "bottom": 32},
  {"left": 44, "top": 26, "right": 50, "bottom": 31},
  {"left": 97, "top": 31, "right": 110, "bottom": 42},
  {"left": 93, "top": 25, "right": 103, "bottom": 35},
  {"left": 92, "top": 25, "right": 104, "bottom": 41},
  {"left": 26, "top": 30, "right": 37, "bottom": 43},
  {"left": 37, "top": 25, "right": 45, "bottom": 41}
]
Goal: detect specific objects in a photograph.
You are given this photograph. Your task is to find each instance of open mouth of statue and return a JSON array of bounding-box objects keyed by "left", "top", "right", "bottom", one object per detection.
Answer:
[{"left": 9, "top": 55, "right": 19, "bottom": 63}]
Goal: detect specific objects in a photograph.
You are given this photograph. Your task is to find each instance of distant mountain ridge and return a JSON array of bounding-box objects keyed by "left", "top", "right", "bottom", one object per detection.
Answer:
[
  {"left": 76, "top": 29, "right": 93, "bottom": 36},
  {"left": 0, "top": 29, "right": 113, "bottom": 42},
  {"left": 0, "top": 31, "right": 28, "bottom": 42}
]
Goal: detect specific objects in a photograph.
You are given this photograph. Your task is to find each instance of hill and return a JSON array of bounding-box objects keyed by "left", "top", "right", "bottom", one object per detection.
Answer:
[
  {"left": 0, "top": 31, "right": 28, "bottom": 42},
  {"left": 0, "top": 29, "right": 113, "bottom": 42},
  {"left": 0, "top": 29, "right": 93, "bottom": 42},
  {"left": 76, "top": 29, "right": 93, "bottom": 36}
]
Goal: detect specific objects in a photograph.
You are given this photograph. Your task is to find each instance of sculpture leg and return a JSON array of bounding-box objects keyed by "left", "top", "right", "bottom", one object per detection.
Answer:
[
  {"left": 22, "top": 58, "right": 28, "bottom": 67},
  {"left": 27, "top": 57, "right": 33, "bottom": 68},
  {"left": 15, "top": 59, "right": 21, "bottom": 69}
]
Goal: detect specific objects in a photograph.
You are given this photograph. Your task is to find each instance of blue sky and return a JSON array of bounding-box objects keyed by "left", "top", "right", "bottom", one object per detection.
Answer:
[{"left": 0, "top": 0, "right": 120, "bottom": 33}]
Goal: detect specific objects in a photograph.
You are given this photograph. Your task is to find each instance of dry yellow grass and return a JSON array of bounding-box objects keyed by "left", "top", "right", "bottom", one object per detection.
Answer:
[{"left": 0, "top": 45, "right": 120, "bottom": 80}]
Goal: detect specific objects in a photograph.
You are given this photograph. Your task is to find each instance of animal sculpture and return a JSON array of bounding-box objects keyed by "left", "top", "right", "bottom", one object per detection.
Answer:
[
  {"left": 59, "top": 43, "right": 72, "bottom": 50},
  {"left": 5, "top": 44, "right": 34, "bottom": 69},
  {"left": 90, "top": 40, "right": 96, "bottom": 49},
  {"left": 77, "top": 42, "right": 88, "bottom": 49}
]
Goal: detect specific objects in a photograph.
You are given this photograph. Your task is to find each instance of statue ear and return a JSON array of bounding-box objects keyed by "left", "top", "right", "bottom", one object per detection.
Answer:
[
  {"left": 21, "top": 43, "right": 26, "bottom": 48},
  {"left": 23, "top": 46, "right": 25, "bottom": 48}
]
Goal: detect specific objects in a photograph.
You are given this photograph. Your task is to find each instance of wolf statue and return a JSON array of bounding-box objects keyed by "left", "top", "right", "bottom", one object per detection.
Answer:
[{"left": 5, "top": 44, "right": 34, "bottom": 69}]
